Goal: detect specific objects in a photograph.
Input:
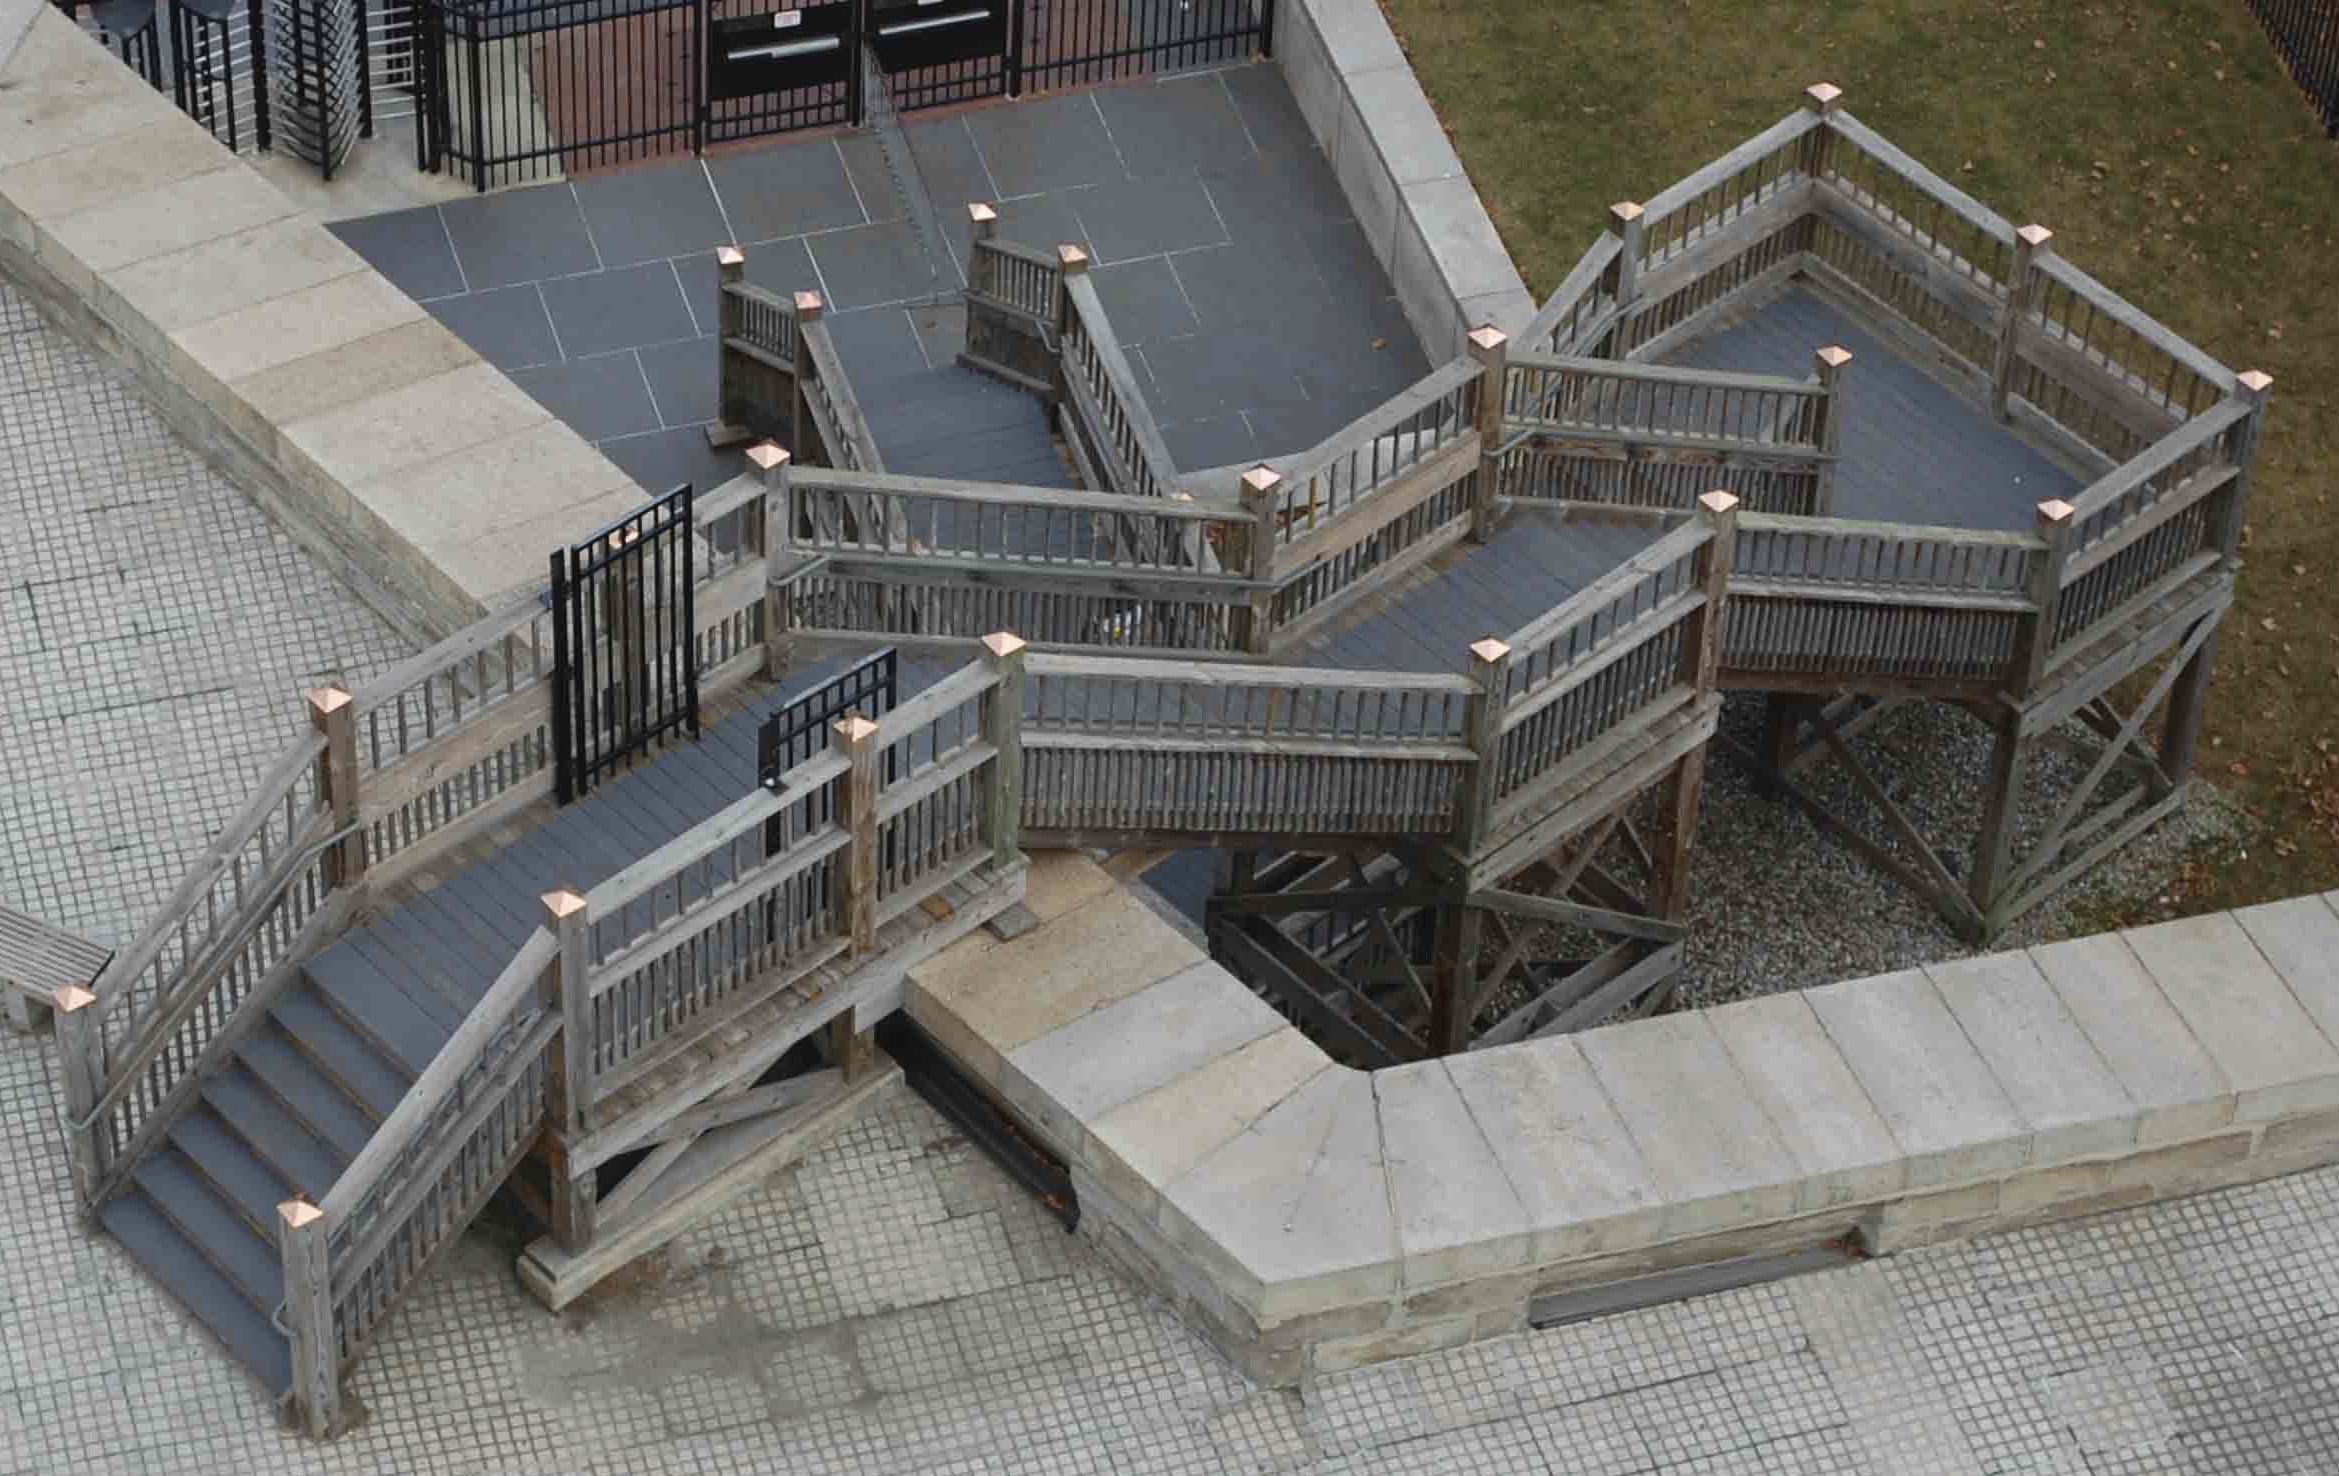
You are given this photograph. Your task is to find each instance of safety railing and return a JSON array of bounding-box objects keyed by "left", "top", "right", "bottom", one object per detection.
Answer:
[
  {"left": 1058, "top": 268, "right": 1181, "bottom": 502},
  {"left": 1519, "top": 235, "right": 1626, "bottom": 358},
  {"left": 962, "top": 228, "right": 1062, "bottom": 391},
  {"left": 796, "top": 307, "right": 885, "bottom": 475},
  {"left": 713, "top": 264, "right": 800, "bottom": 445}
]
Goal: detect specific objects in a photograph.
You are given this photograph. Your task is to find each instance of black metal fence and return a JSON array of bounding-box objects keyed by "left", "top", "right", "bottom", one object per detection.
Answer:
[
  {"left": 2247, "top": 0, "right": 2339, "bottom": 137},
  {"left": 422, "top": 0, "right": 1275, "bottom": 190},
  {"left": 757, "top": 647, "right": 897, "bottom": 851},
  {"left": 550, "top": 484, "right": 701, "bottom": 804}
]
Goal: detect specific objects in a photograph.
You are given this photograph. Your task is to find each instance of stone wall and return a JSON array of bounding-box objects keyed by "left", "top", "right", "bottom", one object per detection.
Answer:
[{"left": 908, "top": 856, "right": 2339, "bottom": 1384}]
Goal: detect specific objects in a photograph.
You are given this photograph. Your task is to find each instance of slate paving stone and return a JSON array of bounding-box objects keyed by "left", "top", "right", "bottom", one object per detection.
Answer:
[
  {"left": 902, "top": 117, "right": 1002, "bottom": 229},
  {"left": 509, "top": 352, "right": 662, "bottom": 442},
  {"left": 824, "top": 308, "right": 930, "bottom": 388},
  {"left": 965, "top": 92, "right": 1125, "bottom": 198},
  {"left": 707, "top": 140, "right": 869, "bottom": 242},
  {"left": 1094, "top": 73, "right": 1255, "bottom": 179},
  {"left": 1219, "top": 60, "right": 1316, "bottom": 158},
  {"left": 674, "top": 238, "right": 822, "bottom": 323},
  {"left": 955, "top": 189, "right": 1091, "bottom": 268},
  {"left": 424, "top": 285, "right": 560, "bottom": 372},
  {"left": 573, "top": 158, "right": 732, "bottom": 267},
  {"left": 1072, "top": 174, "right": 1228, "bottom": 262},
  {"left": 539, "top": 261, "right": 698, "bottom": 359},
  {"left": 440, "top": 182, "right": 601, "bottom": 291},
  {"left": 908, "top": 301, "right": 967, "bottom": 368},
  {"left": 1158, "top": 413, "right": 1259, "bottom": 473},
  {"left": 837, "top": 132, "right": 903, "bottom": 223},
  {"left": 1086, "top": 257, "right": 1200, "bottom": 346},
  {"left": 1162, "top": 237, "right": 1336, "bottom": 335},
  {"left": 1134, "top": 335, "right": 1305, "bottom": 422},
  {"left": 600, "top": 424, "right": 748, "bottom": 496},
  {"left": 328, "top": 205, "right": 467, "bottom": 300},
  {"left": 636, "top": 335, "right": 719, "bottom": 428},
  {"left": 807, "top": 219, "right": 945, "bottom": 310},
  {"left": 1199, "top": 149, "right": 1351, "bottom": 240}
]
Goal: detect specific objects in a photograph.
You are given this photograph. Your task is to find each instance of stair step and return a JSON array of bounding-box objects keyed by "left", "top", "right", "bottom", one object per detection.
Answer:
[
  {"left": 203, "top": 1067, "right": 346, "bottom": 1199},
  {"left": 271, "top": 989, "right": 414, "bottom": 1119},
  {"left": 238, "top": 1030, "right": 377, "bottom": 1162},
  {"left": 102, "top": 1191, "right": 291, "bottom": 1394},
  {"left": 171, "top": 1105, "right": 294, "bottom": 1239},
  {"left": 133, "top": 1149, "right": 282, "bottom": 1308},
  {"left": 301, "top": 958, "right": 449, "bottom": 1077}
]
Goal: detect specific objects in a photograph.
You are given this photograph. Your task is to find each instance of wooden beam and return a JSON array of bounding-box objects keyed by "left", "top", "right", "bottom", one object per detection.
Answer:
[
  {"left": 1468, "top": 889, "right": 1686, "bottom": 944},
  {"left": 1536, "top": 942, "right": 1686, "bottom": 1038},
  {"left": 1474, "top": 939, "right": 1642, "bottom": 1049},
  {"left": 1212, "top": 920, "right": 1415, "bottom": 1066}
]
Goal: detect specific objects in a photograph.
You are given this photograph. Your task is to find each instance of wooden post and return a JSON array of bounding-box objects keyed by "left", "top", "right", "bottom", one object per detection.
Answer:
[
  {"left": 1967, "top": 709, "right": 2030, "bottom": 942},
  {"left": 1050, "top": 243, "right": 1089, "bottom": 418},
  {"left": 1994, "top": 224, "right": 2053, "bottom": 420},
  {"left": 308, "top": 685, "right": 363, "bottom": 889},
  {"left": 980, "top": 631, "right": 1027, "bottom": 867},
  {"left": 280, "top": 1196, "right": 337, "bottom": 1437},
  {"left": 710, "top": 245, "right": 749, "bottom": 446},
  {"left": 837, "top": 716, "right": 881, "bottom": 955},
  {"left": 1239, "top": 464, "right": 1283, "bottom": 655},
  {"left": 1608, "top": 201, "right": 1645, "bottom": 308},
  {"left": 1801, "top": 82, "right": 1843, "bottom": 178},
  {"left": 1465, "top": 324, "right": 1508, "bottom": 542},
  {"left": 791, "top": 289, "right": 824, "bottom": 460},
  {"left": 1427, "top": 901, "right": 1481, "bottom": 1058},
  {"left": 50, "top": 982, "right": 104, "bottom": 1203},
  {"left": 1810, "top": 346, "right": 1851, "bottom": 517},
  {"left": 2018, "top": 498, "right": 2075, "bottom": 698},
  {"left": 543, "top": 888, "right": 596, "bottom": 1253},
  {"left": 1459, "top": 637, "right": 1515, "bottom": 855},
  {"left": 827, "top": 1013, "right": 877, "bottom": 1082},
  {"left": 2161, "top": 369, "right": 2271, "bottom": 781},
  {"left": 2206, "top": 370, "right": 2272, "bottom": 569},
  {"left": 1651, "top": 492, "right": 1738, "bottom": 921},
  {"left": 750, "top": 441, "right": 794, "bottom": 679},
  {"left": 969, "top": 201, "right": 997, "bottom": 246}
]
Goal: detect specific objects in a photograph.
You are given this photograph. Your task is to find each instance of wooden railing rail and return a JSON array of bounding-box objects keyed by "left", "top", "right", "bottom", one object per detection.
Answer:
[
  {"left": 780, "top": 557, "right": 1255, "bottom": 656},
  {"left": 1637, "top": 108, "right": 1825, "bottom": 276},
  {"left": 966, "top": 231, "right": 1060, "bottom": 322},
  {"left": 2011, "top": 250, "right": 2239, "bottom": 465},
  {"left": 1267, "top": 360, "right": 1482, "bottom": 546},
  {"left": 1519, "top": 235, "right": 1627, "bottom": 358},
  {"left": 1817, "top": 111, "right": 2020, "bottom": 290},
  {"left": 713, "top": 252, "right": 798, "bottom": 444},
  {"left": 787, "top": 468, "right": 1238, "bottom": 573},
  {"left": 1501, "top": 354, "right": 1831, "bottom": 453},
  {"left": 796, "top": 301, "right": 885, "bottom": 475},
  {"left": 1059, "top": 263, "right": 1181, "bottom": 502},
  {"left": 962, "top": 217, "right": 1062, "bottom": 392}
]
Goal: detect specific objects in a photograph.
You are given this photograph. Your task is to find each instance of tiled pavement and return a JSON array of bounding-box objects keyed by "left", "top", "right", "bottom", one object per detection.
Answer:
[
  {"left": 326, "top": 65, "right": 1430, "bottom": 495},
  {"left": 0, "top": 279, "right": 414, "bottom": 949},
  {"left": 4, "top": 1003, "right": 2334, "bottom": 1474}
]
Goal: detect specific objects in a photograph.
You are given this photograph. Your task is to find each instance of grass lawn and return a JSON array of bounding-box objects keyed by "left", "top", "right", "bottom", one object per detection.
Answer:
[{"left": 1380, "top": 0, "right": 2339, "bottom": 923}]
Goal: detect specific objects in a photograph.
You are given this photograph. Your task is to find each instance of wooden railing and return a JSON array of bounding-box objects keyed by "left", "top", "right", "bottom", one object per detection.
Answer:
[
  {"left": 714, "top": 263, "right": 799, "bottom": 444},
  {"left": 1058, "top": 268, "right": 1180, "bottom": 502},
  {"left": 962, "top": 226, "right": 1061, "bottom": 391},
  {"left": 2009, "top": 252, "right": 2237, "bottom": 466},
  {"left": 797, "top": 307, "right": 885, "bottom": 475},
  {"left": 1519, "top": 235, "right": 1626, "bottom": 358}
]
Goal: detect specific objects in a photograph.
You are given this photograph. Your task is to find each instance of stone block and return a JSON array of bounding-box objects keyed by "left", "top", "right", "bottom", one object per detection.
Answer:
[
  {"left": 1459, "top": 286, "right": 1538, "bottom": 338},
  {"left": 1924, "top": 952, "right": 2139, "bottom": 1162},
  {"left": 283, "top": 360, "right": 555, "bottom": 503},
  {"left": 1273, "top": 6, "right": 1341, "bottom": 157},
  {"left": 2232, "top": 894, "right": 2339, "bottom": 1048},
  {"left": 1386, "top": 204, "right": 1458, "bottom": 363},
  {"left": 909, "top": 888, "right": 1203, "bottom": 1083},
  {"left": 1863, "top": 1181, "right": 2001, "bottom": 1253},
  {"left": 1443, "top": 1038, "right": 1665, "bottom": 1262},
  {"left": 103, "top": 216, "right": 366, "bottom": 336},
  {"left": 1332, "top": 88, "right": 1402, "bottom": 266},
  {"left": 1020, "top": 852, "right": 1120, "bottom": 924},
  {"left": 172, "top": 270, "right": 427, "bottom": 387},
  {"left": 2254, "top": 1108, "right": 2339, "bottom": 1172},
  {"left": 432, "top": 491, "right": 645, "bottom": 605},
  {"left": 1399, "top": 174, "right": 1526, "bottom": 300},
  {"left": 1806, "top": 969, "right": 2031, "bottom": 1187},
  {"left": 1003, "top": 959, "right": 1282, "bottom": 1157},
  {"left": 231, "top": 315, "right": 478, "bottom": 447},
  {"left": 1310, "top": 1312, "right": 1477, "bottom": 1375},
  {"left": 1160, "top": 1067, "right": 1397, "bottom": 1322},
  {"left": 1344, "top": 65, "right": 1463, "bottom": 188},
  {"left": 45, "top": 165, "right": 293, "bottom": 274},
  {"left": 1996, "top": 1160, "right": 2115, "bottom": 1217},
  {"left": 2125, "top": 912, "right": 2339, "bottom": 1122},
  {"left": 1086, "top": 1029, "right": 1331, "bottom": 1216},
  {"left": 1377, "top": 1059, "right": 1533, "bottom": 1287},
  {"left": 0, "top": 14, "right": 185, "bottom": 172},
  {"left": 1576, "top": 1012, "right": 1801, "bottom": 1237},
  {"left": 351, "top": 418, "right": 634, "bottom": 552},
  {"left": 1706, "top": 993, "right": 1905, "bottom": 1210},
  {"left": 0, "top": 120, "right": 230, "bottom": 224},
  {"left": 1300, "top": 0, "right": 1406, "bottom": 76},
  {"left": 2102, "top": 1130, "right": 2255, "bottom": 1197},
  {"left": 2029, "top": 932, "right": 2235, "bottom": 1145}
]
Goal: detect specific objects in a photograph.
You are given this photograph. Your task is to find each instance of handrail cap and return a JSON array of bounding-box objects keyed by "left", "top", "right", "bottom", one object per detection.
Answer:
[
  {"left": 793, "top": 289, "right": 825, "bottom": 315},
  {"left": 51, "top": 983, "right": 96, "bottom": 1012},
  {"left": 1815, "top": 344, "right": 1853, "bottom": 370},
  {"left": 1803, "top": 82, "right": 1844, "bottom": 112},
  {"left": 2237, "top": 369, "right": 2274, "bottom": 397},
  {"left": 1467, "top": 324, "right": 1509, "bottom": 353},
  {"left": 835, "top": 715, "right": 881, "bottom": 743},
  {"left": 1240, "top": 464, "right": 1283, "bottom": 496},
  {"left": 307, "top": 685, "right": 353, "bottom": 718},
  {"left": 2016, "top": 223, "right": 2054, "bottom": 249},
  {"left": 542, "top": 888, "right": 587, "bottom": 921},
  {"left": 747, "top": 441, "right": 791, "bottom": 472},
  {"left": 1469, "top": 637, "right": 1512, "bottom": 664},
  {"left": 981, "top": 631, "right": 1028, "bottom": 660},
  {"left": 967, "top": 201, "right": 997, "bottom": 223},
  {"left": 1609, "top": 200, "right": 1645, "bottom": 225},
  {"left": 715, "top": 244, "right": 745, "bottom": 267},
  {"left": 2037, "top": 498, "right": 2077, "bottom": 524},
  {"left": 279, "top": 1198, "right": 325, "bottom": 1230},
  {"left": 1699, "top": 490, "right": 1741, "bottom": 516}
]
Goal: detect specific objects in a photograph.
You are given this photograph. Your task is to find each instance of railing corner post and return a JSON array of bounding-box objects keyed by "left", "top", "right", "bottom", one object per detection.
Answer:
[
  {"left": 2218, "top": 370, "right": 2274, "bottom": 569},
  {"left": 713, "top": 245, "right": 746, "bottom": 436},
  {"left": 980, "top": 631, "right": 1027, "bottom": 868},
  {"left": 1239, "top": 465, "right": 1284, "bottom": 655},
  {"left": 791, "top": 289, "right": 825, "bottom": 458},
  {"left": 541, "top": 888, "right": 595, "bottom": 1253},
  {"left": 969, "top": 201, "right": 997, "bottom": 246},
  {"left": 1811, "top": 345, "right": 1852, "bottom": 516},
  {"left": 1994, "top": 224, "right": 2053, "bottom": 421},
  {"left": 1465, "top": 324, "right": 1509, "bottom": 542},
  {"left": 1607, "top": 201, "right": 1645, "bottom": 309},
  {"left": 836, "top": 716, "right": 881, "bottom": 955},
  {"left": 51, "top": 983, "right": 104, "bottom": 1205},
  {"left": 279, "top": 1196, "right": 338, "bottom": 1439},
  {"left": 750, "top": 441, "right": 795, "bottom": 679},
  {"left": 1801, "top": 82, "right": 1843, "bottom": 179},
  {"left": 1690, "top": 490, "right": 1739, "bottom": 694},
  {"left": 1459, "top": 637, "right": 1514, "bottom": 855},
  {"left": 1050, "top": 244, "right": 1089, "bottom": 414},
  {"left": 2020, "top": 498, "right": 2076, "bottom": 697},
  {"left": 307, "top": 684, "right": 363, "bottom": 889}
]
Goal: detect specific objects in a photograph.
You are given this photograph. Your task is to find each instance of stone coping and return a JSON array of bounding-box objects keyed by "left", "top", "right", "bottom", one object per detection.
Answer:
[
  {"left": 907, "top": 855, "right": 2339, "bottom": 1382},
  {"left": 0, "top": 10, "right": 640, "bottom": 634},
  {"left": 1276, "top": 0, "right": 1535, "bottom": 361}
]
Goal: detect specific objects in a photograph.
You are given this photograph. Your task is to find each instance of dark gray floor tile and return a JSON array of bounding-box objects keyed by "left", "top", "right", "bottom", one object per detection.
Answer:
[
  {"left": 824, "top": 307, "right": 929, "bottom": 388},
  {"left": 1199, "top": 149, "right": 1350, "bottom": 239},
  {"left": 425, "top": 285, "right": 561, "bottom": 371},
  {"left": 509, "top": 352, "right": 662, "bottom": 442},
  {"left": 837, "top": 133, "right": 901, "bottom": 223},
  {"left": 1087, "top": 257, "right": 1200, "bottom": 346},
  {"left": 1219, "top": 62, "right": 1316, "bottom": 159},
  {"left": 1160, "top": 413, "right": 1259, "bottom": 473},
  {"left": 329, "top": 206, "right": 466, "bottom": 300},
  {"left": 806, "top": 219, "right": 945, "bottom": 310},
  {"left": 903, "top": 117, "right": 1000, "bottom": 225},
  {"left": 908, "top": 301, "right": 967, "bottom": 368},
  {"left": 1072, "top": 173, "right": 1228, "bottom": 263},
  {"left": 573, "top": 159, "right": 732, "bottom": 267},
  {"left": 1247, "top": 390, "right": 1383, "bottom": 461},
  {"left": 707, "top": 139, "right": 868, "bottom": 241},
  {"left": 439, "top": 183, "right": 601, "bottom": 291},
  {"left": 1300, "top": 219, "right": 1389, "bottom": 305},
  {"left": 1135, "top": 334, "right": 1304, "bottom": 422},
  {"left": 966, "top": 92, "right": 1125, "bottom": 197},
  {"left": 674, "top": 238, "right": 822, "bottom": 327},
  {"left": 1164, "top": 238, "right": 1336, "bottom": 337},
  {"left": 599, "top": 425, "right": 748, "bottom": 496},
  {"left": 637, "top": 335, "right": 719, "bottom": 428},
  {"left": 539, "top": 262, "right": 697, "bottom": 359},
  {"left": 1095, "top": 73, "right": 1256, "bottom": 179}
]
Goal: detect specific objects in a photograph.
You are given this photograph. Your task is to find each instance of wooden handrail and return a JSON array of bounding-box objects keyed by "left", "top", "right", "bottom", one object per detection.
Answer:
[
  {"left": 2026, "top": 253, "right": 2239, "bottom": 403},
  {"left": 1823, "top": 112, "right": 2019, "bottom": 248},
  {"left": 1641, "top": 109, "right": 1823, "bottom": 228},
  {"left": 1520, "top": 235, "right": 1625, "bottom": 353},
  {"left": 2063, "top": 399, "right": 2251, "bottom": 522}
]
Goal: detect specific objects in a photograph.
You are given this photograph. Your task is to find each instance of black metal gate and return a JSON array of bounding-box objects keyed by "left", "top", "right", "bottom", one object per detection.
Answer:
[
  {"left": 757, "top": 647, "right": 896, "bottom": 850},
  {"left": 550, "top": 484, "right": 701, "bottom": 804}
]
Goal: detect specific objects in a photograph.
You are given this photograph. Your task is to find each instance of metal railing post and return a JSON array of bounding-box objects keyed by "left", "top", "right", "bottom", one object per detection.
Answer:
[
  {"left": 308, "top": 684, "right": 363, "bottom": 889},
  {"left": 1465, "top": 324, "right": 1508, "bottom": 542},
  {"left": 1239, "top": 465, "right": 1283, "bottom": 655},
  {"left": 542, "top": 888, "right": 596, "bottom": 1253},
  {"left": 981, "top": 631, "right": 1027, "bottom": 868},
  {"left": 50, "top": 983, "right": 104, "bottom": 1204},
  {"left": 1810, "top": 345, "right": 1851, "bottom": 517},
  {"left": 280, "top": 1196, "right": 338, "bottom": 1437}
]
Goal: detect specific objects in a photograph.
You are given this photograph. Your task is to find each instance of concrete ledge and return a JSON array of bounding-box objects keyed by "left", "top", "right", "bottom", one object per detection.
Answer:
[
  {"left": 1274, "top": 0, "right": 1534, "bottom": 361},
  {"left": 908, "top": 860, "right": 2339, "bottom": 1383},
  {"left": 0, "top": 10, "right": 642, "bottom": 632}
]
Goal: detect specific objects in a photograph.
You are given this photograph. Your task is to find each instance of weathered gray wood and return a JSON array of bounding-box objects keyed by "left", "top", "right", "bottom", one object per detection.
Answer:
[
  {"left": 52, "top": 984, "right": 104, "bottom": 1200},
  {"left": 1641, "top": 109, "right": 1822, "bottom": 227},
  {"left": 1825, "top": 111, "right": 2020, "bottom": 246},
  {"left": 982, "top": 633, "right": 1027, "bottom": 866},
  {"left": 545, "top": 890, "right": 595, "bottom": 1253},
  {"left": 1468, "top": 888, "right": 1686, "bottom": 944},
  {"left": 280, "top": 1198, "right": 337, "bottom": 1437},
  {"left": 1466, "top": 327, "right": 1508, "bottom": 541},
  {"left": 839, "top": 716, "right": 879, "bottom": 955}
]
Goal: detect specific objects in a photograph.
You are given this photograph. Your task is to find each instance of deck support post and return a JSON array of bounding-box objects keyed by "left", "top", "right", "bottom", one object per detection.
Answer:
[
  {"left": 827, "top": 1014, "right": 877, "bottom": 1083},
  {"left": 1239, "top": 465, "right": 1283, "bottom": 655},
  {"left": 1994, "top": 225, "right": 2053, "bottom": 420},
  {"left": 1965, "top": 712, "right": 2030, "bottom": 943},
  {"left": 837, "top": 716, "right": 881, "bottom": 955},
  {"left": 981, "top": 632, "right": 1027, "bottom": 867},
  {"left": 1809, "top": 348, "right": 1851, "bottom": 517},
  {"left": 750, "top": 442, "right": 794, "bottom": 679},
  {"left": 543, "top": 888, "right": 596, "bottom": 1254},
  {"left": 790, "top": 289, "right": 824, "bottom": 462},
  {"left": 1465, "top": 325, "right": 1509, "bottom": 541},
  {"left": 308, "top": 685, "right": 364, "bottom": 891},
  {"left": 1427, "top": 902, "right": 1480, "bottom": 1058},
  {"left": 1651, "top": 493, "right": 1737, "bottom": 921},
  {"left": 280, "top": 1197, "right": 338, "bottom": 1438},
  {"left": 709, "top": 246, "right": 751, "bottom": 446},
  {"left": 1801, "top": 82, "right": 1843, "bottom": 178},
  {"left": 2162, "top": 370, "right": 2269, "bottom": 781},
  {"left": 50, "top": 983, "right": 104, "bottom": 1204},
  {"left": 1607, "top": 202, "right": 1645, "bottom": 321}
]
